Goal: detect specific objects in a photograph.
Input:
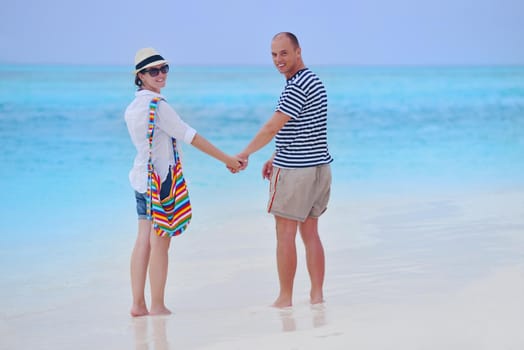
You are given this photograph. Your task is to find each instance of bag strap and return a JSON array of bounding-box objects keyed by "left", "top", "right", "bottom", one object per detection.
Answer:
[
  {"left": 146, "top": 97, "right": 178, "bottom": 218},
  {"left": 147, "top": 97, "right": 178, "bottom": 164}
]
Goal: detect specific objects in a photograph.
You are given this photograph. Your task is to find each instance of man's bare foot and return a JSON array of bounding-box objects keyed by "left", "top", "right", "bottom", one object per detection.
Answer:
[
  {"left": 310, "top": 291, "right": 324, "bottom": 305},
  {"left": 272, "top": 297, "right": 292, "bottom": 309},
  {"left": 130, "top": 305, "right": 149, "bottom": 317},
  {"left": 149, "top": 306, "right": 172, "bottom": 316}
]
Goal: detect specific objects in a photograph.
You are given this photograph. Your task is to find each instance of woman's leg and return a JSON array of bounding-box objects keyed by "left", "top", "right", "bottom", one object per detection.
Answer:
[
  {"left": 149, "top": 231, "right": 172, "bottom": 315},
  {"left": 130, "top": 219, "right": 152, "bottom": 317}
]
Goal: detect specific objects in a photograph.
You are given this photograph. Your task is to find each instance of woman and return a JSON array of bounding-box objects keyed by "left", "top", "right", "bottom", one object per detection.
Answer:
[{"left": 125, "top": 48, "right": 241, "bottom": 317}]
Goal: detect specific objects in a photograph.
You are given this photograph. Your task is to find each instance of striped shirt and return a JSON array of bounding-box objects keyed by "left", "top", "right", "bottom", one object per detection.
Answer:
[{"left": 274, "top": 68, "right": 333, "bottom": 168}]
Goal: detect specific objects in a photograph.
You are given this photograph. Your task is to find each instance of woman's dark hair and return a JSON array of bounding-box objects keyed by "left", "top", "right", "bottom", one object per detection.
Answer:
[{"left": 134, "top": 74, "right": 143, "bottom": 88}]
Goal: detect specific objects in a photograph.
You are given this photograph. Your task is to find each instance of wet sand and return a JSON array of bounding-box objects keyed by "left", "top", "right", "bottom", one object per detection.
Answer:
[{"left": 1, "top": 188, "right": 523, "bottom": 349}]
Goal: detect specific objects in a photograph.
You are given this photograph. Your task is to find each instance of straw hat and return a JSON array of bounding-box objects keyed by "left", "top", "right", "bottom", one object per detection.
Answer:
[{"left": 134, "top": 48, "right": 168, "bottom": 74}]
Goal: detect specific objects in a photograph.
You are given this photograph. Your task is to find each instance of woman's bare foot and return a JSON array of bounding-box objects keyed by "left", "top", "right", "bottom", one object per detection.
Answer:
[
  {"left": 149, "top": 305, "right": 172, "bottom": 316},
  {"left": 130, "top": 304, "right": 149, "bottom": 317},
  {"left": 272, "top": 296, "right": 292, "bottom": 309},
  {"left": 310, "top": 290, "right": 324, "bottom": 305}
]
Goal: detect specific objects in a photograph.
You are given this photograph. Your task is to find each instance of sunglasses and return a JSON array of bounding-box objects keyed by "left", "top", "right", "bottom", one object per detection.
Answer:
[{"left": 142, "top": 64, "right": 169, "bottom": 77}]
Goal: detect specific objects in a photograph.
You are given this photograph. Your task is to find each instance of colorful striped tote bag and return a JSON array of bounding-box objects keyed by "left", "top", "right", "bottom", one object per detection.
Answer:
[{"left": 146, "top": 97, "right": 192, "bottom": 237}]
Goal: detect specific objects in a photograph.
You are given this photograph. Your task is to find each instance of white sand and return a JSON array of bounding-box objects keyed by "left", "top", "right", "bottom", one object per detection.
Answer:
[{"left": 1, "top": 188, "right": 523, "bottom": 349}]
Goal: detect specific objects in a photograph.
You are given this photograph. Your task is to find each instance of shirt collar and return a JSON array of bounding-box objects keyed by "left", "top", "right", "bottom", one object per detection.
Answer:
[
  {"left": 135, "top": 89, "right": 165, "bottom": 99},
  {"left": 286, "top": 68, "right": 308, "bottom": 84}
]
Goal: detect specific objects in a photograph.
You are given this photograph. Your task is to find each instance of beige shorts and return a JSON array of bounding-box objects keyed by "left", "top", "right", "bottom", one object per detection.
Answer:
[{"left": 267, "top": 164, "right": 331, "bottom": 222}]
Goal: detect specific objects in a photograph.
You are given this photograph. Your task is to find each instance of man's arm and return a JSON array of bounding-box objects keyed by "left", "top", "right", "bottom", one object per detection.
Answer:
[
  {"left": 261, "top": 152, "right": 276, "bottom": 179},
  {"left": 239, "top": 111, "right": 290, "bottom": 161}
]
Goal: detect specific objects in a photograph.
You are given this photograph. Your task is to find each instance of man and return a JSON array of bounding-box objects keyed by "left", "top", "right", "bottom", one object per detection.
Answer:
[{"left": 237, "top": 32, "right": 333, "bottom": 308}]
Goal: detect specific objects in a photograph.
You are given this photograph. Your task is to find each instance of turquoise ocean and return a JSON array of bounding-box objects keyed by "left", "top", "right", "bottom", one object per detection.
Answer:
[{"left": 0, "top": 64, "right": 523, "bottom": 276}]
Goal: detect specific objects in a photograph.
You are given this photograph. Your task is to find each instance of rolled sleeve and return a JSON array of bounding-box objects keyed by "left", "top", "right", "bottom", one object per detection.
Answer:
[{"left": 183, "top": 128, "right": 197, "bottom": 145}]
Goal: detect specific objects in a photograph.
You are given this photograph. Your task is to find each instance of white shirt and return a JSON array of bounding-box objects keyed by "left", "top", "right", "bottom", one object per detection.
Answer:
[{"left": 125, "top": 89, "right": 197, "bottom": 193}]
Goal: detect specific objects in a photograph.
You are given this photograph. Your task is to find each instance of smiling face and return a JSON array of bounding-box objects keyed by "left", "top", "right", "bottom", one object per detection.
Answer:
[
  {"left": 138, "top": 63, "right": 168, "bottom": 93},
  {"left": 271, "top": 34, "right": 304, "bottom": 79}
]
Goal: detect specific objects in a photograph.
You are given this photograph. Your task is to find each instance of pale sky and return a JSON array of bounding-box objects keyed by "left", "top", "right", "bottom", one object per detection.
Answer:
[{"left": 1, "top": 0, "right": 523, "bottom": 66}]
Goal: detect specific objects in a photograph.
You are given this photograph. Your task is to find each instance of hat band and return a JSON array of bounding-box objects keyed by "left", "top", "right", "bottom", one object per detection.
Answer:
[{"left": 135, "top": 55, "right": 165, "bottom": 71}]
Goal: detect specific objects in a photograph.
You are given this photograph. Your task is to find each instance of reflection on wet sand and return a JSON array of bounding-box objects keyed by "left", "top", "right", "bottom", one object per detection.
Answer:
[
  {"left": 311, "top": 303, "right": 327, "bottom": 328},
  {"left": 279, "top": 308, "right": 296, "bottom": 332},
  {"left": 278, "top": 303, "right": 327, "bottom": 332},
  {"left": 132, "top": 316, "right": 170, "bottom": 350}
]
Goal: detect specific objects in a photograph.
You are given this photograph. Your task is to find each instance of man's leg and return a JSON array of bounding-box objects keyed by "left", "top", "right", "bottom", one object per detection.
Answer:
[
  {"left": 273, "top": 215, "right": 299, "bottom": 308},
  {"left": 299, "top": 217, "right": 325, "bottom": 304}
]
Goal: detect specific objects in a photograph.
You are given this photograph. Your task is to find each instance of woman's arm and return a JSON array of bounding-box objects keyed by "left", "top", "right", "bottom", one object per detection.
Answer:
[{"left": 191, "top": 133, "right": 242, "bottom": 171}]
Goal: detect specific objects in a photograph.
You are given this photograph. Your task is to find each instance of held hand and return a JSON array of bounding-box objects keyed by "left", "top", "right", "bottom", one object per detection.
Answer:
[
  {"left": 262, "top": 159, "right": 273, "bottom": 180},
  {"left": 226, "top": 155, "right": 244, "bottom": 174},
  {"left": 226, "top": 156, "right": 247, "bottom": 174},
  {"left": 237, "top": 152, "right": 249, "bottom": 171}
]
